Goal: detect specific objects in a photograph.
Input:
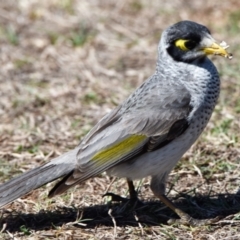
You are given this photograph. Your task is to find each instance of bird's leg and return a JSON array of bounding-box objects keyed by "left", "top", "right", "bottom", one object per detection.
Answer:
[
  {"left": 103, "top": 179, "right": 139, "bottom": 203},
  {"left": 150, "top": 175, "right": 219, "bottom": 226},
  {"left": 158, "top": 194, "right": 219, "bottom": 226},
  {"left": 127, "top": 179, "right": 138, "bottom": 199}
]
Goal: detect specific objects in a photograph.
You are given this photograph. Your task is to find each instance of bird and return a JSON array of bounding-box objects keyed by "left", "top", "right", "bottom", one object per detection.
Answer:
[{"left": 0, "top": 21, "right": 232, "bottom": 226}]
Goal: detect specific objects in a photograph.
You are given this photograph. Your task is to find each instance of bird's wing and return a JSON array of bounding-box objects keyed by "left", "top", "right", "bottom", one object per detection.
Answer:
[{"left": 49, "top": 80, "right": 192, "bottom": 196}]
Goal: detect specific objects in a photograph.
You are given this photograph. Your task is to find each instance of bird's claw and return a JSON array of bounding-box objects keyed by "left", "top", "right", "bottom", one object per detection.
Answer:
[
  {"left": 168, "top": 212, "right": 220, "bottom": 227},
  {"left": 103, "top": 192, "right": 130, "bottom": 202},
  {"left": 103, "top": 192, "right": 143, "bottom": 208}
]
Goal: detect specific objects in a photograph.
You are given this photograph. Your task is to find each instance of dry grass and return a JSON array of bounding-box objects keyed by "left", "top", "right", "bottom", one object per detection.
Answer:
[{"left": 0, "top": 0, "right": 240, "bottom": 239}]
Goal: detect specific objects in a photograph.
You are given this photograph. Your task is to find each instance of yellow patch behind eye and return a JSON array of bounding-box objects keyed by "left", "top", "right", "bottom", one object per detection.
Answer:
[
  {"left": 175, "top": 39, "right": 189, "bottom": 51},
  {"left": 92, "top": 135, "right": 147, "bottom": 165}
]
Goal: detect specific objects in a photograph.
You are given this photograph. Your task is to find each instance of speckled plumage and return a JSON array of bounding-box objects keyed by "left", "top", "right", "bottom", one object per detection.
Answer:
[
  {"left": 108, "top": 35, "right": 220, "bottom": 193},
  {"left": 0, "top": 21, "right": 230, "bottom": 213}
]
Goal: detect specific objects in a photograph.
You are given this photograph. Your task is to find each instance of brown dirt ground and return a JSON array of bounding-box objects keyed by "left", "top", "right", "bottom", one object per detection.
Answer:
[{"left": 0, "top": 0, "right": 240, "bottom": 239}]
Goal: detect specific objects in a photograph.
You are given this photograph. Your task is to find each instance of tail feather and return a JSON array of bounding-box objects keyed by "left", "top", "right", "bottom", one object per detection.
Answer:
[
  {"left": 0, "top": 148, "right": 78, "bottom": 208},
  {"left": 48, "top": 170, "right": 74, "bottom": 198}
]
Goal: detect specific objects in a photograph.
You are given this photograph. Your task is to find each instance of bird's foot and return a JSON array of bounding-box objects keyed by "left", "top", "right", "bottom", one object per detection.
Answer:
[
  {"left": 103, "top": 192, "right": 143, "bottom": 207},
  {"left": 103, "top": 192, "right": 130, "bottom": 202},
  {"left": 168, "top": 209, "right": 220, "bottom": 227}
]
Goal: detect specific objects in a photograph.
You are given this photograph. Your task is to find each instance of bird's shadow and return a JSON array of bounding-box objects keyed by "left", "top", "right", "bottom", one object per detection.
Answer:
[{"left": 1, "top": 193, "right": 240, "bottom": 233}]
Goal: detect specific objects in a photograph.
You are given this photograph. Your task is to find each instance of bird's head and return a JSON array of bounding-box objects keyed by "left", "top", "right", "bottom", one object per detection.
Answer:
[{"left": 160, "top": 21, "right": 232, "bottom": 63}]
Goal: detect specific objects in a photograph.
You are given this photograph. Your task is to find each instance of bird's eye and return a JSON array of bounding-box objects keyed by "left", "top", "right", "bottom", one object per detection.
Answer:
[
  {"left": 175, "top": 39, "right": 197, "bottom": 51},
  {"left": 184, "top": 40, "right": 197, "bottom": 50}
]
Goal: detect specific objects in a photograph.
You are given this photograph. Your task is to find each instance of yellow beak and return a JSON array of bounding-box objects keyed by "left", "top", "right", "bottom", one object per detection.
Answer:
[{"left": 202, "top": 42, "right": 232, "bottom": 59}]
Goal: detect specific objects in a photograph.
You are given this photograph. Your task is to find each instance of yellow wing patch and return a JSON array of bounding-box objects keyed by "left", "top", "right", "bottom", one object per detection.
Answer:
[{"left": 92, "top": 135, "right": 147, "bottom": 165}]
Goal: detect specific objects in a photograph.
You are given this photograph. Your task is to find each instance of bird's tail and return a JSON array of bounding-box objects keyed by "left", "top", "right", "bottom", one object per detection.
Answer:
[{"left": 0, "top": 148, "right": 78, "bottom": 208}]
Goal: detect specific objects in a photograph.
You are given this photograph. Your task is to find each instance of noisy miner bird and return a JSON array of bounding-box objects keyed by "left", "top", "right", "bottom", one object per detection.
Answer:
[{"left": 0, "top": 21, "right": 232, "bottom": 226}]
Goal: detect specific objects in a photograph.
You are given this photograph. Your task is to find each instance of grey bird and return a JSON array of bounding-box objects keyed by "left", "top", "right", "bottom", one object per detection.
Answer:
[{"left": 0, "top": 21, "right": 232, "bottom": 226}]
